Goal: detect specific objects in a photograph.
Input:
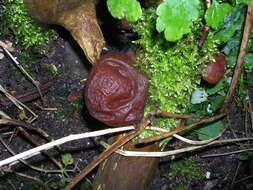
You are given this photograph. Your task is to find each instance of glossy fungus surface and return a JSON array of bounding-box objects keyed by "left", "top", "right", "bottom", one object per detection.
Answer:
[
  {"left": 203, "top": 54, "right": 227, "bottom": 84},
  {"left": 85, "top": 52, "right": 149, "bottom": 127}
]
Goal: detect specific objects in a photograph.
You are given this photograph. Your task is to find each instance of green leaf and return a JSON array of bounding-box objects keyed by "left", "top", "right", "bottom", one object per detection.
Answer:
[
  {"left": 205, "top": 0, "right": 232, "bottom": 30},
  {"left": 210, "top": 95, "right": 225, "bottom": 112},
  {"left": 236, "top": 0, "right": 250, "bottom": 5},
  {"left": 214, "top": 5, "right": 246, "bottom": 42},
  {"left": 222, "top": 33, "right": 242, "bottom": 55},
  {"left": 205, "top": 78, "right": 225, "bottom": 95},
  {"left": 198, "top": 121, "right": 224, "bottom": 140},
  {"left": 62, "top": 154, "right": 73, "bottom": 166},
  {"left": 190, "top": 88, "right": 208, "bottom": 104},
  {"left": 247, "top": 73, "right": 253, "bottom": 87},
  {"left": 236, "top": 153, "right": 252, "bottom": 161},
  {"left": 227, "top": 49, "right": 253, "bottom": 72},
  {"left": 156, "top": 0, "right": 200, "bottom": 41},
  {"left": 107, "top": 0, "right": 142, "bottom": 22}
]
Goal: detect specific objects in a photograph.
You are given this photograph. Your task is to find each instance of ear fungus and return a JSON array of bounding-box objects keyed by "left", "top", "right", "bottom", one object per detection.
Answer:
[
  {"left": 203, "top": 54, "right": 227, "bottom": 84},
  {"left": 84, "top": 52, "right": 149, "bottom": 127}
]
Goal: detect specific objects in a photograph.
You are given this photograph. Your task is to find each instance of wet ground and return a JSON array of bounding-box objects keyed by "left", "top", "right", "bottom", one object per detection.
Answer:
[{"left": 0, "top": 8, "right": 253, "bottom": 190}]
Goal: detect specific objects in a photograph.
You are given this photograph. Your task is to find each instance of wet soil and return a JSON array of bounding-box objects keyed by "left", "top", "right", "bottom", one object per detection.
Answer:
[{"left": 0, "top": 6, "right": 253, "bottom": 190}]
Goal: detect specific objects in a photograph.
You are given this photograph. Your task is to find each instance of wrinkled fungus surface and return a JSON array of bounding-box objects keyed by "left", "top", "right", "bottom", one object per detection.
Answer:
[
  {"left": 85, "top": 52, "right": 149, "bottom": 127},
  {"left": 203, "top": 54, "right": 227, "bottom": 84}
]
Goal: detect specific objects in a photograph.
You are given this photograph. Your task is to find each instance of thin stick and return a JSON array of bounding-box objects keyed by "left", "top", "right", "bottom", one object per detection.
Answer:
[
  {"left": 0, "top": 137, "right": 73, "bottom": 174},
  {"left": 0, "top": 117, "right": 49, "bottom": 140},
  {"left": 222, "top": 0, "right": 253, "bottom": 112},
  {"left": 0, "top": 84, "right": 38, "bottom": 122},
  {"left": 0, "top": 40, "right": 14, "bottom": 52},
  {"left": 0, "top": 81, "right": 53, "bottom": 106},
  {"left": 0, "top": 126, "right": 135, "bottom": 167},
  {"left": 201, "top": 148, "right": 253, "bottom": 158},
  {"left": 146, "top": 126, "right": 226, "bottom": 145},
  {"left": 0, "top": 44, "right": 43, "bottom": 101},
  {"left": 64, "top": 119, "right": 150, "bottom": 190},
  {"left": 230, "top": 162, "right": 241, "bottom": 189},
  {"left": 14, "top": 172, "right": 50, "bottom": 190},
  {"left": 154, "top": 110, "right": 203, "bottom": 119},
  {"left": 136, "top": 113, "right": 226, "bottom": 145},
  {"left": 17, "top": 127, "right": 63, "bottom": 169},
  {"left": 235, "top": 174, "right": 253, "bottom": 184},
  {"left": 100, "top": 137, "right": 253, "bottom": 157}
]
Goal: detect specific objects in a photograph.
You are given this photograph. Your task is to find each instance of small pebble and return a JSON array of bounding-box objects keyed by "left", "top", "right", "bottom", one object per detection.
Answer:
[{"left": 206, "top": 171, "right": 211, "bottom": 179}]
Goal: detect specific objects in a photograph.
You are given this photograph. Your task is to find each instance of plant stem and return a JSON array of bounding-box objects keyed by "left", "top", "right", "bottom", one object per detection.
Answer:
[{"left": 222, "top": 0, "right": 253, "bottom": 112}]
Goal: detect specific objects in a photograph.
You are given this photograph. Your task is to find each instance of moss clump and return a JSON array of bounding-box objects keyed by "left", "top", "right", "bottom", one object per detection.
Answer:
[
  {"left": 170, "top": 157, "right": 205, "bottom": 180},
  {"left": 2, "top": 0, "right": 56, "bottom": 48},
  {"left": 133, "top": 8, "right": 220, "bottom": 140}
]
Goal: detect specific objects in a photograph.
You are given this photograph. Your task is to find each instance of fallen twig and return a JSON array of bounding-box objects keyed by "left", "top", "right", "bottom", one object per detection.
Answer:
[
  {"left": 0, "top": 81, "right": 53, "bottom": 106},
  {"left": 201, "top": 147, "right": 253, "bottom": 158},
  {"left": 146, "top": 126, "right": 226, "bottom": 145},
  {"left": 0, "top": 84, "right": 38, "bottom": 122},
  {"left": 0, "top": 126, "right": 135, "bottom": 167},
  {"left": 152, "top": 110, "right": 203, "bottom": 119},
  {"left": 17, "top": 127, "right": 63, "bottom": 169},
  {"left": 0, "top": 137, "right": 72, "bottom": 174},
  {"left": 0, "top": 112, "right": 49, "bottom": 139},
  {"left": 135, "top": 113, "right": 226, "bottom": 145},
  {"left": 235, "top": 174, "right": 253, "bottom": 184},
  {"left": 0, "top": 40, "right": 14, "bottom": 52},
  {"left": 230, "top": 161, "right": 242, "bottom": 189},
  {"left": 100, "top": 137, "right": 253, "bottom": 157},
  {"left": 0, "top": 43, "right": 44, "bottom": 102}
]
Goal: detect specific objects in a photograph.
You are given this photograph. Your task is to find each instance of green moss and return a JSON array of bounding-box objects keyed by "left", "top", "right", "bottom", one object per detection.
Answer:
[
  {"left": 170, "top": 157, "right": 205, "bottom": 180},
  {"left": 2, "top": 0, "right": 56, "bottom": 48},
  {"left": 133, "top": 8, "right": 220, "bottom": 140},
  {"left": 70, "top": 102, "right": 83, "bottom": 110}
]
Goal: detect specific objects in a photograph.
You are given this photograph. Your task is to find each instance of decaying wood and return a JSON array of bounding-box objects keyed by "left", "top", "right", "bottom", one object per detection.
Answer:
[
  {"left": 23, "top": 0, "right": 105, "bottom": 64},
  {"left": 93, "top": 139, "right": 159, "bottom": 190}
]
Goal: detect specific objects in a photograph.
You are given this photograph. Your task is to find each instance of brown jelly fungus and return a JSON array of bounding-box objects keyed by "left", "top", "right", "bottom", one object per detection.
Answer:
[{"left": 84, "top": 52, "right": 149, "bottom": 127}]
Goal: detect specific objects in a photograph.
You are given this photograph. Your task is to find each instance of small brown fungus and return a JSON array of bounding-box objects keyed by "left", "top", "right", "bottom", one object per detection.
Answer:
[
  {"left": 203, "top": 53, "right": 227, "bottom": 84},
  {"left": 84, "top": 52, "right": 149, "bottom": 127}
]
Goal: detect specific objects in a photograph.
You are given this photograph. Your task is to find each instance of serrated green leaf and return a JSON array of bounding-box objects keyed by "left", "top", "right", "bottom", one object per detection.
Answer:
[
  {"left": 107, "top": 0, "right": 142, "bottom": 22},
  {"left": 156, "top": 0, "right": 200, "bottom": 41},
  {"left": 198, "top": 121, "right": 224, "bottom": 140},
  {"left": 62, "top": 153, "right": 73, "bottom": 166},
  {"left": 205, "top": 0, "right": 232, "bottom": 30}
]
